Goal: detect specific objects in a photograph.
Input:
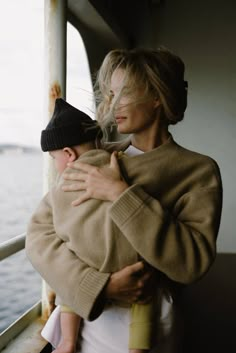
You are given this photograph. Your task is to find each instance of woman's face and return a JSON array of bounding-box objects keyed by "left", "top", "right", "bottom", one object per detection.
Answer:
[{"left": 110, "top": 68, "right": 160, "bottom": 135}]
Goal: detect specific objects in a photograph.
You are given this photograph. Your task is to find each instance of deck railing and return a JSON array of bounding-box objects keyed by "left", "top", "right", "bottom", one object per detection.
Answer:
[
  {"left": 0, "top": 234, "right": 45, "bottom": 352},
  {"left": 0, "top": 233, "right": 26, "bottom": 261}
]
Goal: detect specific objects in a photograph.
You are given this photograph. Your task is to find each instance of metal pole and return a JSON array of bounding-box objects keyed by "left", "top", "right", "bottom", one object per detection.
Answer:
[
  {"left": 44, "top": 0, "right": 67, "bottom": 111},
  {"left": 42, "top": 0, "right": 67, "bottom": 321},
  {"left": 44, "top": 0, "right": 67, "bottom": 191}
]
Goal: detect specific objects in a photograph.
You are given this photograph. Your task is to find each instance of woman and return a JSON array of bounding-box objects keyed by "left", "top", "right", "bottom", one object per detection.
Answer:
[{"left": 26, "top": 48, "right": 222, "bottom": 353}]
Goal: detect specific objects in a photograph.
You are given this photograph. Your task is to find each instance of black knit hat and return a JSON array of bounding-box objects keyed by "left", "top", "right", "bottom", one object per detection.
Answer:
[{"left": 41, "top": 99, "right": 102, "bottom": 152}]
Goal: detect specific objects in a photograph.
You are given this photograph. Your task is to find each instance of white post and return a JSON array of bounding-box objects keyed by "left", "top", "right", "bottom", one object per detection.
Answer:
[{"left": 42, "top": 0, "right": 67, "bottom": 321}]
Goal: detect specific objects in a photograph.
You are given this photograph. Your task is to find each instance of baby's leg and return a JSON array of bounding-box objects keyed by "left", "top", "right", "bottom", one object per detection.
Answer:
[{"left": 129, "top": 302, "right": 154, "bottom": 353}]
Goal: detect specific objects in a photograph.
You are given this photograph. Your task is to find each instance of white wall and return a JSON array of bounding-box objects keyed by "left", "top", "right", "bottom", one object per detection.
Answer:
[{"left": 153, "top": 0, "right": 236, "bottom": 252}]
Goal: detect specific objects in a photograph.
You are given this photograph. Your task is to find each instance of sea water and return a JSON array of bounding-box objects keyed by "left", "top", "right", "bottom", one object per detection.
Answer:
[{"left": 0, "top": 150, "right": 43, "bottom": 332}]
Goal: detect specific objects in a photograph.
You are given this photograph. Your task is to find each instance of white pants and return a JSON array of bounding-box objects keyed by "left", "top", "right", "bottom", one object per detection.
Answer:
[
  {"left": 80, "top": 298, "right": 176, "bottom": 353},
  {"left": 42, "top": 295, "right": 178, "bottom": 353}
]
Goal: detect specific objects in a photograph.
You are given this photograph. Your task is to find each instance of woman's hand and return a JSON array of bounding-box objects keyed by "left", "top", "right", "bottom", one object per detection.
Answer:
[
  {"left": 105, "top": 261, "right": 157, "bottom": 304},
  {"left": 62, "top": 151, "right": 128, "bottom": 206}
]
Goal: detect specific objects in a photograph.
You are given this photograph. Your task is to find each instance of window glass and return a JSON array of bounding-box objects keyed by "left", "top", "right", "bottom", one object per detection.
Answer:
[{"left": 67, "top": 23, "right": 95, "bottom": 118}]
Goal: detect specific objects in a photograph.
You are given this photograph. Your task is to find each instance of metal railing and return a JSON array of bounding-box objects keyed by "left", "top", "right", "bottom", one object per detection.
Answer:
[
  {"left": 0, "top": 233, "right": 26, "bottom": 261},
  {"left": 0, "top": 301, "right": 42, "bottom": 351},
  {"left": 0, "top": 234, "right": 45, "bottom": 352}
]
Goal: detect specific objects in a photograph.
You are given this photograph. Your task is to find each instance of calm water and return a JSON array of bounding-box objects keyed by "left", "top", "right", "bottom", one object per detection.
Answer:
[{"left": 0, "top": 151, "right": 43, "bottom": 332}]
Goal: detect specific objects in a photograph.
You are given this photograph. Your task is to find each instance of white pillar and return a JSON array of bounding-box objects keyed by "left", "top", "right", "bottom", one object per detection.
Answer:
[
  {"left": 44, "top": 0, "right": 67, "bottom": 105},
  {"left": 42, "top": 0, "right": 67, "bottom": 321},
  {"left": 43, "top": 0, "right": 67, "bottom": 191}
]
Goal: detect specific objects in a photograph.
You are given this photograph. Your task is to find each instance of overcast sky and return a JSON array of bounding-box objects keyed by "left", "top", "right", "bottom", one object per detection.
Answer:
[{"left": 0, "top": 0, "right": 94, "bottom": 147}]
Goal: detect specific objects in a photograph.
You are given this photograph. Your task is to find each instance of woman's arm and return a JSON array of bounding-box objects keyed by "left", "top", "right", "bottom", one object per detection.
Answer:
[
  {"left": 109, "top": 183, "right": 222, "bottom": 284},
  {"left": 62, "top": 152, "right": 222, "bottom": 285}
]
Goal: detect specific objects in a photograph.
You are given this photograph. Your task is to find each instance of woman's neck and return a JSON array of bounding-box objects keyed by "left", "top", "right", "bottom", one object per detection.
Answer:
[{"left": 131, "top": 125, "right": 170, "bottom": 152}]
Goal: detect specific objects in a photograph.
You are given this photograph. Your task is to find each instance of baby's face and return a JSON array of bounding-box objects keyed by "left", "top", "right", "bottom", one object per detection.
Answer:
[{"left": 49, "top": 149, "right": 69, "bottom": 174}]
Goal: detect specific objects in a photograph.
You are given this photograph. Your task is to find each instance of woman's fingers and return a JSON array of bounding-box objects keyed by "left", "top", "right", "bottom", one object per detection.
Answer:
[
  {"left": 128, "top": 262, "right": 157, "bottom": 303},
  {"left": 110, "top": 151, "right": 119, "bottom": 171},
  {"left": 71, "top": 198, "right": 81, "bottom": 207},
  {"left": 66, "top": 153, "right": 120, "bottom": 180},
  {"left": 129, "top": 261, "right": 145, "bottom": 276},
  {"left": 66, "top": 152, "right": 118, "bottom": 174},
  {"left": 62, "top": 182, "right": 86, "bottom": 192},
  {"left": 63, "top": 171, "right": 87, "bottom": 182},
  {"left": 105, "top": 261, "right": 156, "bottom": 303},
  {"left": 62, "top": 153, "right": 128, "bottom": 202},
  {"left": 67, "top": 161, "right": 96, "bottom": 173},
  {"left": 71, "top": 193, "right": 90, "bottom": 206}
]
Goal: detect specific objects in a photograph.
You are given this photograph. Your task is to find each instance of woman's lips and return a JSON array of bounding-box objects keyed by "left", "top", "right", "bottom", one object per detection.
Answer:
[{"left": 115, "top": 116, "right": 126, "bottom": 123}]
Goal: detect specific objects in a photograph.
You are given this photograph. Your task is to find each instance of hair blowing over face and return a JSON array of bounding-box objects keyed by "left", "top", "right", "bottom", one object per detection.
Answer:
[{"left": 95, "top": 47, "right": 188, "bottom": 126}]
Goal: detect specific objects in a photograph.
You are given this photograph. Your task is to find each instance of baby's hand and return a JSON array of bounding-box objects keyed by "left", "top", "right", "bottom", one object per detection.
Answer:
[{"left": 53, "top": 340, "right": 76, "bottom": 353}]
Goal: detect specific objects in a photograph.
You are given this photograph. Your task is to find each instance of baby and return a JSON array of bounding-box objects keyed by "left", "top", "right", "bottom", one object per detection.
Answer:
[{"left": 27, "top": 98, "right": 159, "bottom": 353}]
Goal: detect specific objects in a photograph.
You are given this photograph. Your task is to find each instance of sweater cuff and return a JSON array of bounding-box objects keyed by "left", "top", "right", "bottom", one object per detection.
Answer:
[
  {"left": 73, "top": 269, "right": 110, "bottom": 321},
  {"left": 109, "top": 184, "right": 150, "bottom": 227}
]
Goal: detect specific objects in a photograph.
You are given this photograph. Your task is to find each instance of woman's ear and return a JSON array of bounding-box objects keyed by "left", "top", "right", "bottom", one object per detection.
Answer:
[{"left": 63, "top": 147, "right": 77, "bottom": 162}]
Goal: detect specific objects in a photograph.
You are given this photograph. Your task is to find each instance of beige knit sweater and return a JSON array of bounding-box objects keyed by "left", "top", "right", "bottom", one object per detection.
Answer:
[{"left": 26, "top": 136, "right": 222, "bottom": 320}]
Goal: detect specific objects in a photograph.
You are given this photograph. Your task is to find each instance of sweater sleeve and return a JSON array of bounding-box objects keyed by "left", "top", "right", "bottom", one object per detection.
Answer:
[
  {"left": 25, "top": 192, "right": 110, "bottom": 321},
  {"left": 109, "top": 181, "right": 222, "bottom": 284}
]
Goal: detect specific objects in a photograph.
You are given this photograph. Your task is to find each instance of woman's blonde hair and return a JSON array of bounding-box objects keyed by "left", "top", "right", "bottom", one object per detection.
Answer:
[{"left": 94, "top": 47, "right": 188, "bottom": 127}]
